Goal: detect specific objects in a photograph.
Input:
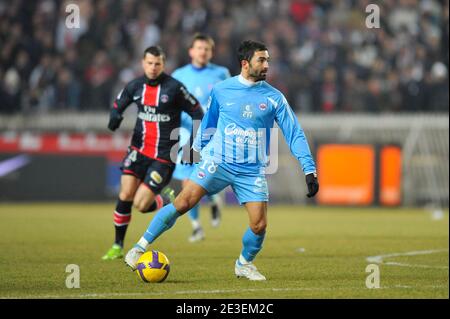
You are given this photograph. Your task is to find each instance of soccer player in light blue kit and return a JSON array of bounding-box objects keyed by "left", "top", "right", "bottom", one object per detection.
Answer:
[
  {"left": 172, "top": 33, "right": 230, "bottom": 242},
  {"left": 125, "top": 40, "right": 319, "bottom": 280}
]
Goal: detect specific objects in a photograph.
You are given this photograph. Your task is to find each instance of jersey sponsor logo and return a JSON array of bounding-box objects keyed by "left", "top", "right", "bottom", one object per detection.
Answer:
[
  {"left": 150, "top": 171, "right": 163, "bottom": 184},
  {"left": 144, "top": 105, "right": 156, "bottom": 113},
  {"left": 224, "top": 123, "right": 263, "bottom": 146},
  {"left": 138, "top": 112, "right": 171, "bottom": 122},
  {"left": 225, "top": 102, "right": 235, "bottom": 106},
  {"left": 224, "top": 123, "right": 263, "bottom": 138}
]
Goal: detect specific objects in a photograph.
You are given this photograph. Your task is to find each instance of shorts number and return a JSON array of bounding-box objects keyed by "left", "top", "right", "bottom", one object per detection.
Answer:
[
  {"left": 128, "top": 150, "right": 137, "bottom": 162},
  {"left": 199, "top": 160, "right": 217, "bottom": 174}
]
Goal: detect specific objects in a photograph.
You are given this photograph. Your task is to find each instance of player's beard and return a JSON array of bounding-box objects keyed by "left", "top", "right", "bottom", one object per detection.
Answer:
[{"left": 248, "top": 65, "right": 268, "bottom": 82}]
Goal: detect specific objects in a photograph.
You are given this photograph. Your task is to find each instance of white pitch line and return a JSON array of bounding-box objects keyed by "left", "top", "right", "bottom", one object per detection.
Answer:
[
  {"left": 366, "top": 249, "right": 449, "bottom": 269},
  {"left": 2, "top": 287, "right": 333, "bottom": 299},
  {"left": 383, "top": 261, "right": 448, "bottom": 270},
  {"left": 1, "top": 285, "right": 448, "bottom": 299}
]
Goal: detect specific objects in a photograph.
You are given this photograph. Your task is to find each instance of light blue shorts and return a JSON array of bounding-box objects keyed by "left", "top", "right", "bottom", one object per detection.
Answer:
[
  {"left": 188, "top": 159, "right": 268, "bottom": 205},
  {"left": 172, "top": 163, "right": 194, "bottom": 181}
]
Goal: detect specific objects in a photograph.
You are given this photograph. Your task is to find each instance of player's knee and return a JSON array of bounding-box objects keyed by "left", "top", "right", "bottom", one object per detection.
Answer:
[
  {"left": 119, "top": 191, "right": 134, "bottom": 202},
  {"left": 174, "top": 192, "right": 198, "bottom": 214},
  {"left": 174, "top": 197, "right": 191, "bottom": 214},
  {"left": 250, "top": 221, "right": 267, "bottom": 235},
  {"left": 171, "top": 188, "right": 192, "bottom": 213}
]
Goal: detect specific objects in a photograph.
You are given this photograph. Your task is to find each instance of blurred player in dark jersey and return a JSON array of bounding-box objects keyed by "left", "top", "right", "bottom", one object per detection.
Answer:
[{"left": 102, "top": 46, "right": 203, "bottom": 260}]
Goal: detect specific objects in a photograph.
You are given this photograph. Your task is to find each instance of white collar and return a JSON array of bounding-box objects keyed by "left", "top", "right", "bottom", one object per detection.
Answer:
[{"left": 238, "top": 74, "right": 260, "bottom": 87}]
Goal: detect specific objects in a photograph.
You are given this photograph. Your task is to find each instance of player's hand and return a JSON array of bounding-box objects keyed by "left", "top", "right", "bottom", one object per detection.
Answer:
[
  {"left": 108, "top": 109, "right": 123, "bottom": 131},
  {"left": 305, "top": 172, "right": 319, "bottom": 198}
]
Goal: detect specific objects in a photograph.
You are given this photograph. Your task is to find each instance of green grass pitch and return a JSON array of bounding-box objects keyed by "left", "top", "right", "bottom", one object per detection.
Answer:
[{"left": 0, "top": 203, "right": 448, "bottom": 299}]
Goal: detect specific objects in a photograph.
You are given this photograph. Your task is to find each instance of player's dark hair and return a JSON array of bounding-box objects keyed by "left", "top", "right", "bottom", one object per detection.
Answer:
[
  {"left": 237, "top": 40, "right": 268, "bottom": 65},
  {"left": 143, "top": 46, "right": 166, "bottom": 61},
  {"left": 190, "top": 33, "right": 215, "bottom": 49}
]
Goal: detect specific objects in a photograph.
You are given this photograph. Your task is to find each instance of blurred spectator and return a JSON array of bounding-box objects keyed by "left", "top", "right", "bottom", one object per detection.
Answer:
[
  {"left": 0, "top": 0, "right": 448, "bottom": 113},
  {"left": 28, "top": 53, "right": 56, "bottom": 112},
  {"left": 55, "top": 67, "right": 81, "bottom": 110},
  {"left": 84, "top": 50, "right": 115, "bottom": 110},
  {"left": 318, "top": 67, "right": 339, "bottom": 112},
  {"left": 341, "top": 68, "right": 367, "bottom": 112},
  {"left": 427, "top": 61, "right": 449, "bottom": 111},
  {"left": 0, "top": 68, "right": 22, "bottom": 113}
]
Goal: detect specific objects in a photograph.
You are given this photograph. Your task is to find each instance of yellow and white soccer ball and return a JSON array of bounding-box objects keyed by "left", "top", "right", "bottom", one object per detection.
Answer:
[{"left": 135, "top": 250, "right": 170, "bottom": 283}]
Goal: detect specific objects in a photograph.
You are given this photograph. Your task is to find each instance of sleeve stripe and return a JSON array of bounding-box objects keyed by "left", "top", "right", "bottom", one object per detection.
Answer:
[
  {"left": 286, "top": 104, "right": 295, "bottom": 122},
  {"left": 268, "top": 97, "right": 278, "bottom": 108}
]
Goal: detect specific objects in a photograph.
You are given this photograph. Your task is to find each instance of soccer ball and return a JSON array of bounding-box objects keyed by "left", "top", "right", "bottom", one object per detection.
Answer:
[{"left": 135, "top": 250, "right": 170, "bottom": 283}]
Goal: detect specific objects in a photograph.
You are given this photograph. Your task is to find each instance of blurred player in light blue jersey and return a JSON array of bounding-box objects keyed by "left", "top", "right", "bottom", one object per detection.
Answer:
[
  {"left": 126, "top": 40, "right": 319, "bottom": 281},
  {"left": 172, "top": 33, "right": 230, "bottom": 242}
]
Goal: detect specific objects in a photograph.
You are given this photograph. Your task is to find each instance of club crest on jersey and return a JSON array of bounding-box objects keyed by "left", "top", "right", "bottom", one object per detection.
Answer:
[
  {"left": 259, "top": 103, "right": 267, "bottom": 111},
  {"left": 150, "top": 171, "right": 163, "bottom": 184},
  {"left": 124, "top": 159, "right": 132, "bottom": 167},
  {"left": 160, "top": 94, "right": 169, "bottom": 103},
  {"left": 197, "top": 171, "right": 206, "bottom": 179}
]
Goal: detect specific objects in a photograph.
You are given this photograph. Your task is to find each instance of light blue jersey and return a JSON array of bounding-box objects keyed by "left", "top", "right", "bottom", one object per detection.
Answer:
[
  {"left": 193, "top": 75, "right": 316, "bottom": 175},
  {"left": 189, "top": 75, "right": 316, "bottom": 204},
  {"left": 172, "top": 63, "right": 230, "bottom": 180},
  {"left": 172, "top": 63, "right": 230, "bottom": 108}
]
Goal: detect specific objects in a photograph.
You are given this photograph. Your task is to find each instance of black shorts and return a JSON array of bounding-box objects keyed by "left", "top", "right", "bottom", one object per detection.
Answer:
[{"left": 120, "top": 147, "right": 175, "bottom": 194}]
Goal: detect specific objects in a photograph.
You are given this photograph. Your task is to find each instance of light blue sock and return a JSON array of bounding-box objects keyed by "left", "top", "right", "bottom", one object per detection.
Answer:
[
  {"left": 188, "top": 204, "right": 200, "bottom": 221},
  {"left": 240, "top": 227, "right": 266, "bottom": 263},
  {"left": 208, "top": 194, "right": 217, "bottom": 203},
  {"left": 142, "top": 203, "right": 180, "bottom": 244}
]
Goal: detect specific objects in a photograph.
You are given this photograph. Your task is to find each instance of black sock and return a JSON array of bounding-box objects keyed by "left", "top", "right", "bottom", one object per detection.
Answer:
[
  {"left": 113, "top": 200, "right": 133, "bottom": 247},
  {"left": 141, "top": 195, "right": 164, "bottom": 213},
  {"left": 144, "top": 201, "right": 158, "bottom": 213}
]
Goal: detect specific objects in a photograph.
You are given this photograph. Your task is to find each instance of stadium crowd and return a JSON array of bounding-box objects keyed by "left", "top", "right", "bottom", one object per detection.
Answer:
[{"left": 0, "top": 0, "right": 448, "bottom": 114}]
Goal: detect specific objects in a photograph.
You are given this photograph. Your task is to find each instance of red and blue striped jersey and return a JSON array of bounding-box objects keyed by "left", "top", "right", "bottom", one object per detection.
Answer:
[{"left": 113, "top": 73, "right": 203, "bottom": 163}]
